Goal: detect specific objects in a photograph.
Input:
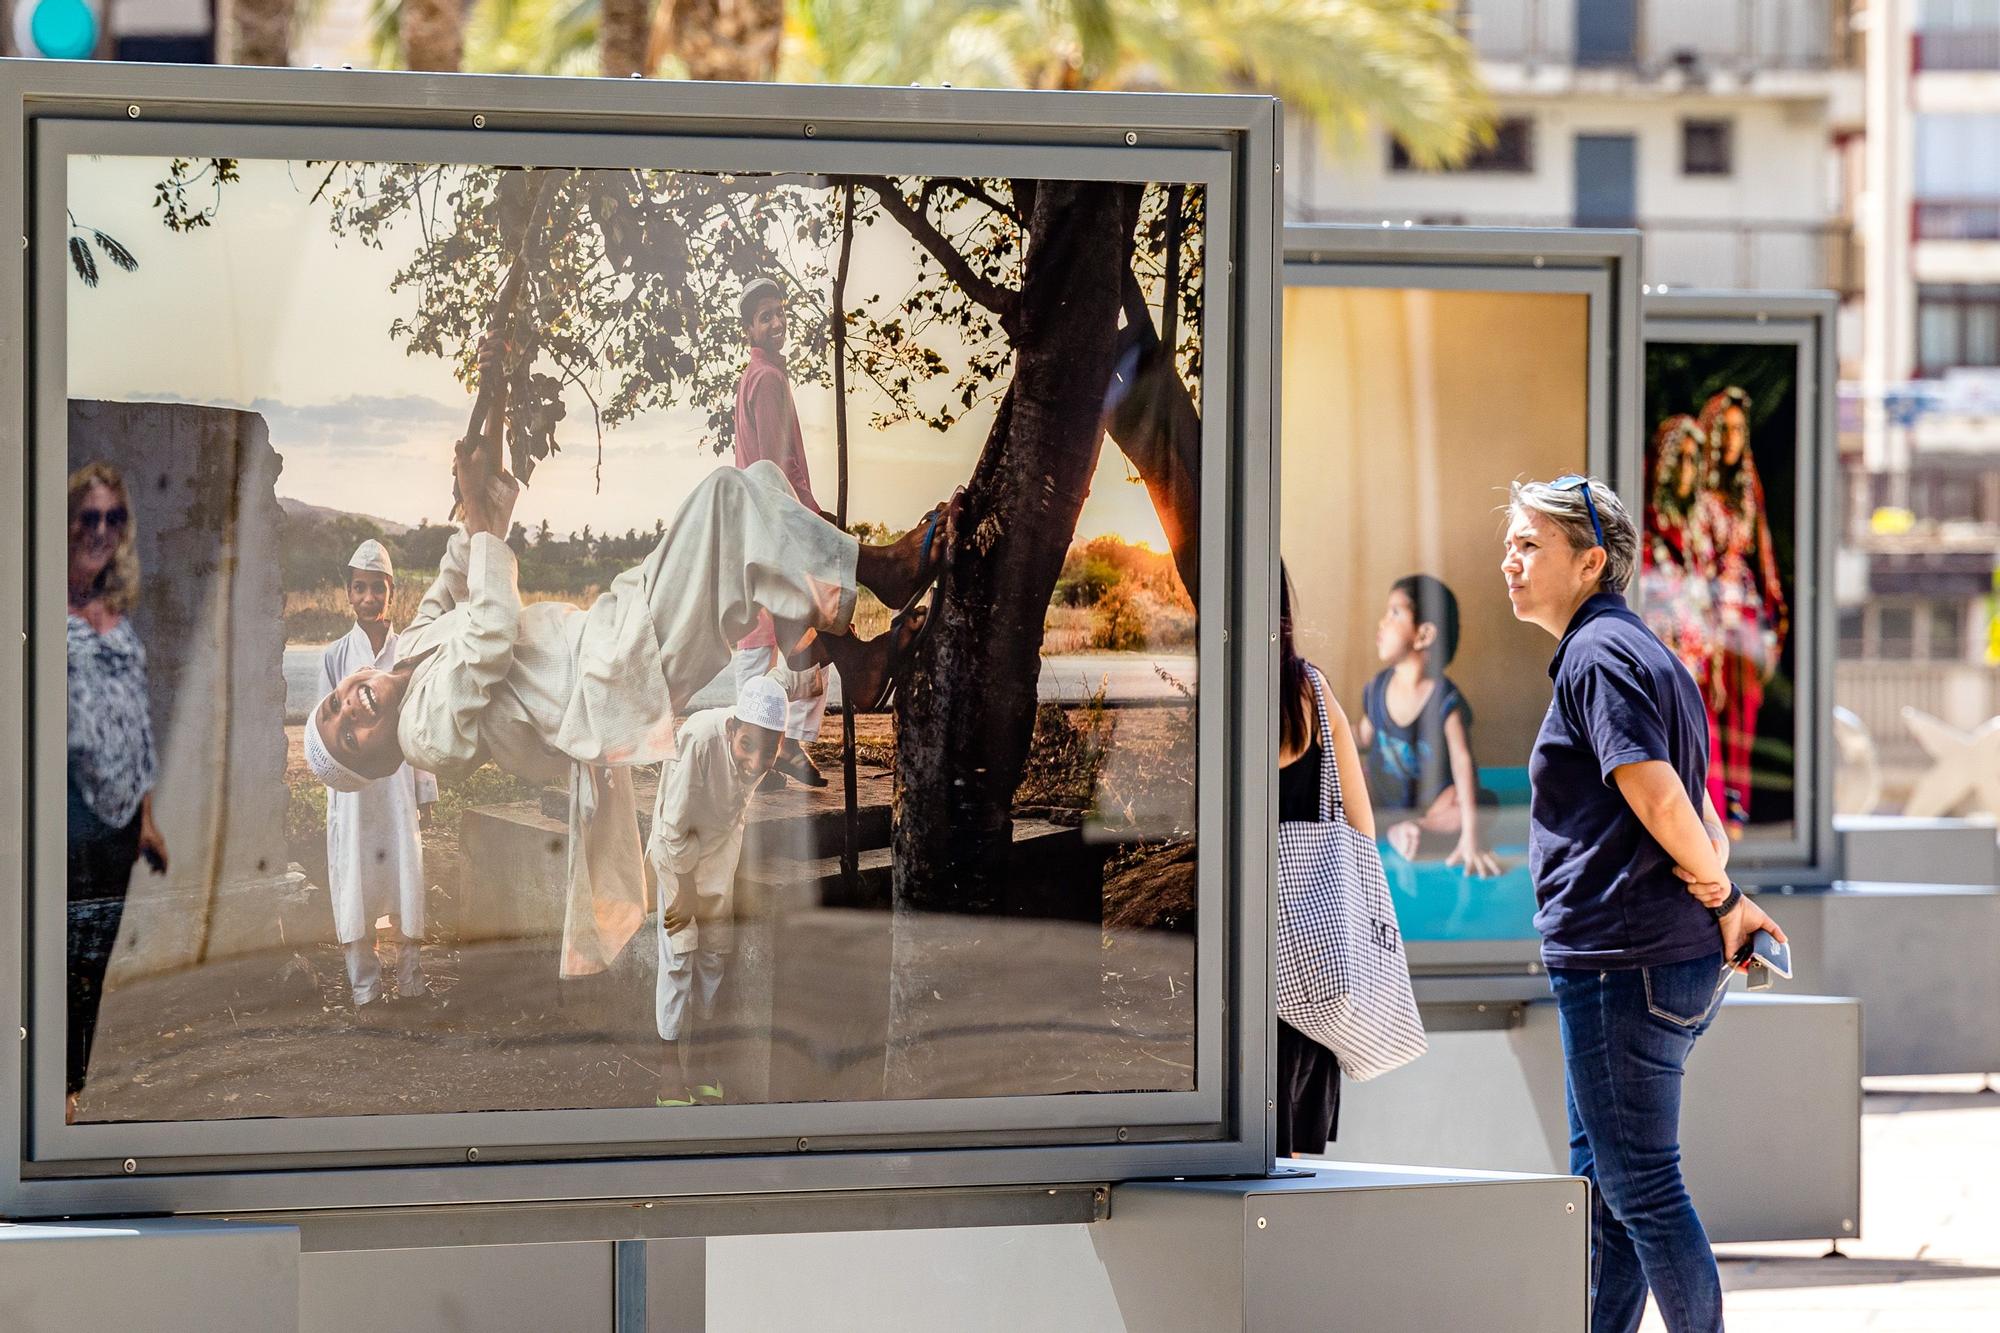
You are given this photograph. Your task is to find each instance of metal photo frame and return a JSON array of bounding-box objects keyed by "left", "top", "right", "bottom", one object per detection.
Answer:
[
  {"left": 0, "top": 60, "right": 1280, "bottom": 1217},
  {"left": 1280, "top": 225, "right": 1642, "bottom": 977},
  {"left": 1642, "top": 290, "right": 1840, "bottom": 888}
]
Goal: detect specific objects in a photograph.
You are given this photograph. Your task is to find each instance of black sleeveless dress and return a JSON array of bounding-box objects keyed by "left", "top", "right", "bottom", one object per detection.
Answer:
[{"left": 1277, "top": 728, "right": 1341, "bottom": 1157}]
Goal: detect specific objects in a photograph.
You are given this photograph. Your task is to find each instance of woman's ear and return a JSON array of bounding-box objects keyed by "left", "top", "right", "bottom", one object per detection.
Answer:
[{"left": 1581, "top": 544, "right": 1610, "bottom": 589}]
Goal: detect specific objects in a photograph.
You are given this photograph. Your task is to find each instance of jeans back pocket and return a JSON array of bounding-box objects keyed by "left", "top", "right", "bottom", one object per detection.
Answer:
[{"left": 1643, "top": 956, "right": 1731, "bottom": 1029}]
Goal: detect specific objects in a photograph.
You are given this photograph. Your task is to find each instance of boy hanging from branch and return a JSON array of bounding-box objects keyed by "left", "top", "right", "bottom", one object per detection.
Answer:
[{"left": 304, "top": 333, "right": 959, "bottom": 976}]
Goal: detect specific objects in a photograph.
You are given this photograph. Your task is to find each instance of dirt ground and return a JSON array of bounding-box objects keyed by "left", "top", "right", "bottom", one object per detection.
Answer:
[{"left": 76, "top": 704, "right": 1198, "bottom": 1125}]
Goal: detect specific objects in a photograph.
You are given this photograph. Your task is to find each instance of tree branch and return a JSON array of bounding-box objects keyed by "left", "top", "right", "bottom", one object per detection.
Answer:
[{"left": 855, "top": 176, "right": 1017, "bottom": 322}]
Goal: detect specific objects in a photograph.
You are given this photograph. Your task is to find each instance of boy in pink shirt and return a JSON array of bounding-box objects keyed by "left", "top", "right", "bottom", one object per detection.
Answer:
[{"left": 731, "top": 276, "right": 834, "bottom": 790}]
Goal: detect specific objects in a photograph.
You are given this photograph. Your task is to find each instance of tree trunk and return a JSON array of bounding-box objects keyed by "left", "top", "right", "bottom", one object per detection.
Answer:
[
  {"left": 646, "top": 0, "right": 783, "bottom": 81},
  {"left": 883, "top": 181, "right": 1139, "bottom": 1097},
  {"left": 599, "top": 0, "right": 651, "bottom": 78},
  {"left": 1104, "top": 335, "right": 1202, "bottom": 605},
  {"left": 232, "top": 0, "right": 293, "bottom": 65},
  {"left": 400, "top": 0, "right": 465, "bottom": 73}
]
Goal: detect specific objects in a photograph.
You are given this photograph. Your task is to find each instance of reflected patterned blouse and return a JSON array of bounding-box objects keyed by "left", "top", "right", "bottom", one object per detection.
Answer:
[{"left": 67, "top": 613, "right": 158, "bottom": 830}]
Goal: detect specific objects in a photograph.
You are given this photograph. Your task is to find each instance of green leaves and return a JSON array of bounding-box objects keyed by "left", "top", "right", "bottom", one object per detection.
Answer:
[{"left": 787, "top": 0, "right": 1492, "bottom": 170}]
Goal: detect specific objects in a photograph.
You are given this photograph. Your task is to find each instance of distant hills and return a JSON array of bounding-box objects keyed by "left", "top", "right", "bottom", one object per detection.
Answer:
[{"left": 276, "top": 495, "right": 413, "bottom": 537}]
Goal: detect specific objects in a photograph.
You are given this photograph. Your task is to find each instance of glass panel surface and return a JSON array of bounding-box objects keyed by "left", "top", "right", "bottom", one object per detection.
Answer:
[
  {"left": 1642, "top": 341, "right": 1804, "bottom": 845},
  {"left": 1281, "top": 284, "right": 1592, "bottom": 944},
  {"left": 59, "top": 154, "right": 1207, "bottom": 1122}
]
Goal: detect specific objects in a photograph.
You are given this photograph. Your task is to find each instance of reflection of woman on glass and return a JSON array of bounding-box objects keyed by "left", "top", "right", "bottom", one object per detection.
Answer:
[
  {"left": 1276, "top": 566, "right": 1374, "bottom": 1157},
  {"left": 1641, "top": 415, "right": 1726, "bottom": 819},
  {"left": 66, "top": 462, "right": 168, "bottom": 1123},
  {"left": 1695, "top": 388, "right": 1787, "bottom": 833}
]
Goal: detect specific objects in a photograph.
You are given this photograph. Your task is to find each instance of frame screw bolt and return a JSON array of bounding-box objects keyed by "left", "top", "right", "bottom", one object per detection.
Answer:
[
  {"left": 123, "top": 1158, "right": 137, "bottom": 1174},
  {"left": 1256, "top": 1216, "right": 1268, "bottom": 1230},
  {"left": 126, "top": 105, "right": 140, "bottom": 119},
  {"left": 1124, "top": 131, "right": 1138, "bottom": 146},
  {"left": 466, "top": 1147, "right": 480, "bottom": 1161},
  {"left": 804, "top": 124, "right": 817, "bottom": 138},
  {"left": 473, "top": 114, "right": 487, "bottom": 129},
  {"left": 1566, "top": 1202, "right": 1577, "bottom": 1214}
]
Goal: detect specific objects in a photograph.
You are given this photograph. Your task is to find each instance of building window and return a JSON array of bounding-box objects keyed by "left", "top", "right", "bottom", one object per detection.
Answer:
[
  {"left": 1390, "top": 117, "right": 1533, "bottom": 173},
  {"left": 1932, "top": 601, "right": 1967, "bottom": 660},
  {"left": 1839, "top": 608, "right": 1867, "bottom": 658},
  {"left": 1916, "top": 285, "right": 2000, "bottom": 376},
  {"left": 1877, "top": 604, "right": 1917, "bottom": 659},
  {"left": 1916, "top": 114, "right": 2000, "bottom": 201},
  {"left": 1681, "top": 119, "right": 1733, "bottom": 176}
]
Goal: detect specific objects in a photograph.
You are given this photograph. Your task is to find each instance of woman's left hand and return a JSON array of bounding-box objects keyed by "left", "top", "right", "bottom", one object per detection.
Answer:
[
  {"left": 1719, "top": 896, "right": 1786, "bottom": 972},
  {"left": 137, "top": 815, "right": 169, "bottom": 875}
]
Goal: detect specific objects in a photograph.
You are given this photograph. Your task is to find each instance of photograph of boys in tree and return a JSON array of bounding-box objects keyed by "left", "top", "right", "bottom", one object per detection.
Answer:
[
  {"left": 60, "top": 153, "right": 1206, "bottom": 1122},
  {"left": 1641, "top": 342, "right": 1799, "bottom": 842}
]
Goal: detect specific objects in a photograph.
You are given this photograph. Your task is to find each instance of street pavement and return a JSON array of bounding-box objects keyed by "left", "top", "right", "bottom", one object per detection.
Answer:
[{"left": 1640, "top": 1074, "right": 2000, "bottom": 1332}]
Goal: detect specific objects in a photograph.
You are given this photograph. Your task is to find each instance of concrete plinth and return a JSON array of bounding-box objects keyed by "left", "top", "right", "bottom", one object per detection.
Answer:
[
  {"left": 1332, "top": 992, "right": 1863, "bottom": 1244},
  {"left": 1760, "top": 880, "right": 2000, "bottom": 1076}
]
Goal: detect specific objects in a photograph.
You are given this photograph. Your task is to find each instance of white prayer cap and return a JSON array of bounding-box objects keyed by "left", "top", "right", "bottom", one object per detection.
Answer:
[
  {"left": 738, "top": 277, "right": 783, "bottom": 322},
  {"left": 348, "top": 539, "right": 394, "bottom": 578},
  {"left": 734, "top": 676, "right": 788, "bottom": 734},
  {"left": 305, "top": 701, "right": 376, "bottom": 793}
]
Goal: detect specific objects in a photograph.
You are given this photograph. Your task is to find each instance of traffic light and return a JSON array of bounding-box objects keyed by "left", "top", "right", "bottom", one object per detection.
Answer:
[{"left": 13, "top": 0, "right": 101, "bottom": 60}]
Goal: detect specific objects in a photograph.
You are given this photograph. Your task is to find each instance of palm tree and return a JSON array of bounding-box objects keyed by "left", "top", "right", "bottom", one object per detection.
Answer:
[
  {"left": 644, "top": 0, "right": 784, "bottom": 80},
  {"left": 786, "top": 0, "right": 1492, "bottom": 168},
  {"left": 366, "top": 0, "right": 598, "bottom": 75},
  {"left": 401, "top": 0, "right": 467, "bottom": 70},
  {"left": 234, "top": 0, "right": 299, "bottom": 65}
]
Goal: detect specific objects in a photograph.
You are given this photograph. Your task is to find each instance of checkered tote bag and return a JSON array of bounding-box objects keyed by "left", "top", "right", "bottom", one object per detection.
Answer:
[{"left": 1275, "top": 665, "right": 1426, "bottom": 1081}]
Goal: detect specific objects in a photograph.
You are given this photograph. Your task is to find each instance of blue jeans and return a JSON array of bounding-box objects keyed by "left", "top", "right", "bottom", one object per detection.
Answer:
[{"left": 1550, "top": 952, "right": 1731, "bottom": 1333}]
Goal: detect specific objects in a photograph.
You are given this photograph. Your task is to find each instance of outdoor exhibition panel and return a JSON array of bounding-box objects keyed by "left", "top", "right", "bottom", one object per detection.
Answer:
[
  {"left": 0, "top": 60, "right": 1283, "bottom": 1216},
  {"left": 1280, "top": 225, "right": 1641, "bottom": 975},
  {"left": 1641, "top": 290, "right": 1840, "bottom": 884}
]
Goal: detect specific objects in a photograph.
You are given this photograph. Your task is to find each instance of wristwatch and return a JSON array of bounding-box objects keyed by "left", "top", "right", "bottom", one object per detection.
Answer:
[{"left": 1708, "top": 884, "right": 1743, "bottom": 921}]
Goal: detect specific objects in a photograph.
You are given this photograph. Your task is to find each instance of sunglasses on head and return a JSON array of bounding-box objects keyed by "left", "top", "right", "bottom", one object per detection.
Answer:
[
  {"left": 76, "top": 506, "right": 128, "bottom": 534},
  {"left": 1550, "top": 476, "right": 1604, "bottom": 549}
]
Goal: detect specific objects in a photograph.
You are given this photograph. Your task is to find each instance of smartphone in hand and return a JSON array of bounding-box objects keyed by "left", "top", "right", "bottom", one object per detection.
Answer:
[{"left": 1738, "top": 929, "right": 1792, "bottom": 991}]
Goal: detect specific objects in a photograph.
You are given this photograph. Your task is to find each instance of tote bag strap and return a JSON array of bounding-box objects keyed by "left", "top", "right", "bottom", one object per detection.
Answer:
[{"left": 1303, "top": 663, "right": 1345, "bottom": 824}]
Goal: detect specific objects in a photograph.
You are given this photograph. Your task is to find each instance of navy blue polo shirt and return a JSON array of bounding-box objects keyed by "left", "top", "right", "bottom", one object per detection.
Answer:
[{"left": 1529, "top": 591, "right": 1717, "bottom": 969}]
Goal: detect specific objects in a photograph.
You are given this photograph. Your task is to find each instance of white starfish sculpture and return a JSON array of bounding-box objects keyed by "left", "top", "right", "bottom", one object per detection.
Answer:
[{"left": 1900, "top": 707, "right": 2000, "bottom": 821}]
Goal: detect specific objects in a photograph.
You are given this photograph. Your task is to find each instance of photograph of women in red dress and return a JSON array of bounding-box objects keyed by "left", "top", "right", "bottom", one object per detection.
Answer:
[{"left": 1643, "top": 346, "right": 1799, "bottom": 841}]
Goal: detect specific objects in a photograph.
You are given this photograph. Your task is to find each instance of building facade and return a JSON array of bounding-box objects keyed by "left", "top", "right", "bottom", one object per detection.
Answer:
[{"left": 1284, "top": 0, "right": 1864, "bottom": 304}]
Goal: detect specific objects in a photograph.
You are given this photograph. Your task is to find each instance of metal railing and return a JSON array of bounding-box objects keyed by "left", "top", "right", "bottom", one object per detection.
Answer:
[
  {"left": 1283, "top": 206, "right": 1861, "bottom": 296},
  {"left": 1835, "top": 659, "right": 2000, "bottom": 767},
  {"left": 1916, "top": 200, "right": 2000, "bottom": 242},
  {"left": 1915, "top": 28, "right": 2000, "bottom": 71},
  {"left": 1461, "top": 0, "right": 1852, "bottom": 71}
]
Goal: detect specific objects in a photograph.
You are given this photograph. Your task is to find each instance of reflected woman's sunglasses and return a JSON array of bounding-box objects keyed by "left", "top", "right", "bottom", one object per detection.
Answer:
[
  {"left": 76, "top": 506, "right": 129, "bottom": 535},
  {"left": 1550, "top": 476, "right": 1604, "bottom": 550}
]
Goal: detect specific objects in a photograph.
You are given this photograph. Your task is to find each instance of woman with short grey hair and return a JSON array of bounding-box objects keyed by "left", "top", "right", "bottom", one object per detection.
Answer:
[{"left": 1503, "top": 474, "right": 1783, "bottom": 1333}]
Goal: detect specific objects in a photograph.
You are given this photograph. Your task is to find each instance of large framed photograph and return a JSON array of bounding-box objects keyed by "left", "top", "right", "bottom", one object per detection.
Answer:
[
  {"left": 2, "top": 64, "right": 1279, "bottom": 1214},
  {"left": 1640, "top": 292, "right": 1838, "bottom": 882},
  {"left": 1281, "top": 227, "right": 1641, "bottom": 974}
]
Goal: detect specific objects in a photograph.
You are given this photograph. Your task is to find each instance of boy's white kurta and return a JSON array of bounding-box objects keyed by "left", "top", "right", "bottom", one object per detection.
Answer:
[
  {"left": 318, "top": 624, "right": 438, "bottom": 944},
  {"left": 392, "top": 461, "right": 859, "bottom": 976},
  {"left": 651, "top": 708, "right": 754, "bottom": 957}
]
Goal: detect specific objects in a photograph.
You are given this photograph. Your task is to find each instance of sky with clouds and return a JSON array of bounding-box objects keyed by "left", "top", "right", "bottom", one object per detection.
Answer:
[{"left": 65, "top": 155, "right": 1176, "bottom": 546}]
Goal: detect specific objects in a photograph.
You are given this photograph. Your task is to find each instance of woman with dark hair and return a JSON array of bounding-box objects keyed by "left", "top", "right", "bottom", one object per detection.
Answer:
[
  {"left": 1275, "top": 564, "right": 1373, "bottom": 1156},
  {"left": 1694, "top": 387, "right": 1787, "bottom": 833},
  {"left": 66, "top": 461, "right": 168, "bottom": 1123}
]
